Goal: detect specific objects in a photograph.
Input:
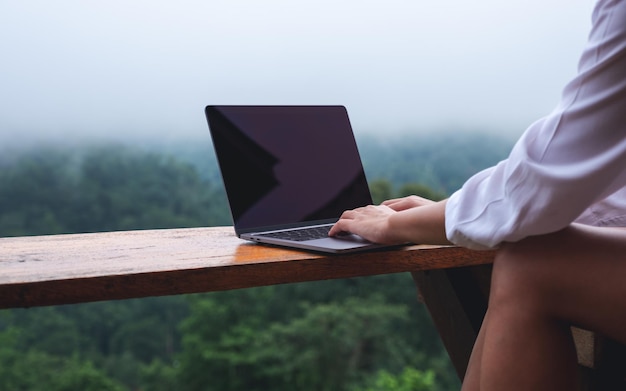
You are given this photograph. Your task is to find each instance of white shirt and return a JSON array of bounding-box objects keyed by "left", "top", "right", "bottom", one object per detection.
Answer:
[{"left": 445, "top": 0, "right": 626, "bottom": 250}]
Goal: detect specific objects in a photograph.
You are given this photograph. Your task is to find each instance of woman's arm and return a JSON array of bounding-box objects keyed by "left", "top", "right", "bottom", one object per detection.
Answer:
[
  {"left": 447, "top": 1, "right": 626, "bottom": 250},
  {"left": 329, "top": 198, "right": 451, "bottom": 245}
]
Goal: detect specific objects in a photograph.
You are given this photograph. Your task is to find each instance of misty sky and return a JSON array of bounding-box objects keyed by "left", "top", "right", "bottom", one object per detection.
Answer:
[{"left": 0, "top": 1, "right": 595, "bottom": 145}]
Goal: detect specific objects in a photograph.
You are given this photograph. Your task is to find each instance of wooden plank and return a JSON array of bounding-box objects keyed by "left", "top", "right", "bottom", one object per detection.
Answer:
[
  {"left": 0, "top": 227, "right": 494, "bottom": 309},
  {"left": 412, "top": 264, "right": 492, "bottom": 379}
]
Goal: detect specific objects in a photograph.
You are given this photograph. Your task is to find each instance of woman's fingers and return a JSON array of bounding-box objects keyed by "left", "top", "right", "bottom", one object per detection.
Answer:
[
  {"left": 329, "top": 205, "right": 396, "bottom": 243},
  {"left": 382, "top": 195, "right": 435, "bottom": 211}
]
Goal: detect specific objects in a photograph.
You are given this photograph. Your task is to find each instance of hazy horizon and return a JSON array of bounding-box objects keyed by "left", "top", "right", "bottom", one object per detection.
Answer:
[{"left": 1, "top": 1, "right": 595, "bottom": 146}]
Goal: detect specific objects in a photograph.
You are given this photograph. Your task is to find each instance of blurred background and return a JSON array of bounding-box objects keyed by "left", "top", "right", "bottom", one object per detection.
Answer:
[
  {"left": 1, "top": 0, "right": 593, "bottom": 144},
  {"left": 0, "top": 1, "right": 595, "bottom": 390}
]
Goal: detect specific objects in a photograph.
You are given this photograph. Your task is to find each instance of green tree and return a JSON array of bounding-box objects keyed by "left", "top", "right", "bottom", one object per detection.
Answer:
[
  {"left": 252, "top": 296, "right": 414, "bottom": 391},
  {"left": 358, "top": 367, "right": 437, "bottom": 391},
  {"left": 359, "top": 132, "right": 512, "bottom": 195},
  {"left": 0, "top": 328, "right": 126, "bottom": 391},
  {"left": 177, "top": 292, "right": 420, "bottom": 391},
  {"left": 0, "top": 148, "right": 73, "bottom": 236},
  {"left": 0, "top": 144, "right": 230, "bottom": 237},
  {"left": 369, "top": 179, "right": 394, "bottom": 204},
  {"left": 140, "top": 358, "right": 179, "bottom": 391},
  {"left": 0, "top": 328, "right": 63, "bottom": 391},
  {"left": 70, "top": 144, "right": 229, "bottom": 232},
  {"left": 176, "top": 288, "right": 280, "bottom": 391},
  {"left": 51, "top": 360, "right": 126, "bottom": 391}
]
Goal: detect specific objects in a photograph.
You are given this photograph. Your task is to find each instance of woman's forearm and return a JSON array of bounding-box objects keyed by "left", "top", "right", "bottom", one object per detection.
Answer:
[{"left": 387, "top": 199, "right": 451, "bottom": 245}]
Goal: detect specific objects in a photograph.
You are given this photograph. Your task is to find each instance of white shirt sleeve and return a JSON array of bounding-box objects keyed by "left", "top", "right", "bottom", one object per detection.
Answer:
[{"left": 445, "top": 0, "right": 626, "bottom": 250}]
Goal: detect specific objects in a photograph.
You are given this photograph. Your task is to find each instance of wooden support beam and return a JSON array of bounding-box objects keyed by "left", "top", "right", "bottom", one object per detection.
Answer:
[{"left": 412, "top": 264, "right": 492, "bottom": 379}]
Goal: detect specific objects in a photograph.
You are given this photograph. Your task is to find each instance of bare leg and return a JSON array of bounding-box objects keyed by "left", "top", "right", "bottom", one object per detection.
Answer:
[{"left": 463, "top": 224, "right": 626, "bottom": 390}]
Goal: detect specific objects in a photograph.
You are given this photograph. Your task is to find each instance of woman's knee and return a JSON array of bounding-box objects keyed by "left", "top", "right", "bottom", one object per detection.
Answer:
[
  {"left": 490, "top": 225, "right": 614, "bottom": 307},
  {"left": 489, "top": 233, "right": 563, "bottom": 312}
]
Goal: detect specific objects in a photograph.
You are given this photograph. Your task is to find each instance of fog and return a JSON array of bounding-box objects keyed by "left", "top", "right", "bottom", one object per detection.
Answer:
[{"left": 0, "top": 0, "right": 595, "bottom": 146}]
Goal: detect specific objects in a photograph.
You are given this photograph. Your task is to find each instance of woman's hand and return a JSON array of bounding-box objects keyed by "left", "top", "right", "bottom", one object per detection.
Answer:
[
  {"left": 328, "top": 204, "right": 398, "bottom": 244},
  {"left": 329, "top": 197, "right": 450, "bottom": 246},
  {"left": 382, "top": 195, "right": 435, "bottom": 211}
]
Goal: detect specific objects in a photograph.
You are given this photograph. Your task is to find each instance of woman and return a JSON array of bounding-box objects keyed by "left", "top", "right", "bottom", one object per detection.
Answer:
[{"left": 329, "top": 0, "right": 626, "bottom": 389}]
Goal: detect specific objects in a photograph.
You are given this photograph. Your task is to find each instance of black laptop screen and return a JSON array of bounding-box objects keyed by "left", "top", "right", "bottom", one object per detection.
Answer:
[{"left": 206, "top": 105, "right": 373, "bottom": 232}]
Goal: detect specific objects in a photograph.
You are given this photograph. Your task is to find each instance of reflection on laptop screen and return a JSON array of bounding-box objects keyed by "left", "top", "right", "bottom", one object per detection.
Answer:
[{"left": 206, "top": 105, "right": 372, "bottom": 232}]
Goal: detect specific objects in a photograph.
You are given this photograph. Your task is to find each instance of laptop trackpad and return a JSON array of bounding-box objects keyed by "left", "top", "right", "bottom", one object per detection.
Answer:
[{"left": 307, "top": 235, "right": 373, "bottom": 250}]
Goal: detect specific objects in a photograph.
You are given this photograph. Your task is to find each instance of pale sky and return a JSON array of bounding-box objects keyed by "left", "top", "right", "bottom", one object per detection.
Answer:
[{"left": 0, "top": 0, "right": 596, "bottom": 145}]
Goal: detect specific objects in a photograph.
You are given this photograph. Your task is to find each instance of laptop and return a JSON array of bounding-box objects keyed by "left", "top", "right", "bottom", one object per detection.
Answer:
[{"left": 205, "top": 105, "right": 393, "bottom": 253}]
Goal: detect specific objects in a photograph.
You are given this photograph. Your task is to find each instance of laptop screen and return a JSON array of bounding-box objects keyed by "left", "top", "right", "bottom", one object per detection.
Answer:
[{"left": 206, "top": 105, "right": 373, "bottom": 233}]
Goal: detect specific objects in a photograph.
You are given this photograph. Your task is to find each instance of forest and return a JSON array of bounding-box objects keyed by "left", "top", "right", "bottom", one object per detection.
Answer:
[{"left": 0, "top": 131, "right": 513, "bottom": 391}]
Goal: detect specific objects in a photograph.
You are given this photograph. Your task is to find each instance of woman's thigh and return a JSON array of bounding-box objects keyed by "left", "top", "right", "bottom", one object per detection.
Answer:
[{"left": 491, "top": 224, "right": 626, "bottom": 343}]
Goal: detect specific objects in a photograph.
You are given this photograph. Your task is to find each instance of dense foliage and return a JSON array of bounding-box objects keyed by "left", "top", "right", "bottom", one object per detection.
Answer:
[
  {"left": 0, "top": 144, "right": 230, "bottom": 236},
  {"left": 0, "top": 133, "right": 512, "bottom": 390}
]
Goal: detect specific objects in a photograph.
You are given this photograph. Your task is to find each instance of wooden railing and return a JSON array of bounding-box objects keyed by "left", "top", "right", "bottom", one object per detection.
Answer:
[
  {"left": 1, "top": 226, "right": 622, "bottom": 389},
  {"left": 0, "top": 226, "right": 493, "bottom": 308}
]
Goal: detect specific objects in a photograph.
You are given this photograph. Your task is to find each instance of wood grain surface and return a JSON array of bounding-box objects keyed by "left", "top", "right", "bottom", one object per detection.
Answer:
[{"left": 0, "top": 226, "right": 494, "bottom": 308}]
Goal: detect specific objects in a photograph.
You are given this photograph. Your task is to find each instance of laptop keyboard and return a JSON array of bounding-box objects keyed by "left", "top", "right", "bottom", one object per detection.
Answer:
[{"left": 257, "top": 225, "right": 332, "bottom": 242}]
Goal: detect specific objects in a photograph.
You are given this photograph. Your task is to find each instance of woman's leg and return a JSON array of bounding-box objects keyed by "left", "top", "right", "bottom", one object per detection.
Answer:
[
  {"left": 462, "top": 224, "right": 626, "bottom": 390},
  {"left": 460, "top": 311, "right": 487, "bottom": 390}
]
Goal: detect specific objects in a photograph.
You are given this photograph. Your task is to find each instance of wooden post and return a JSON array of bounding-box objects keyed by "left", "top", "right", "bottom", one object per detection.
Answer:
[{"left": 412, "top": 264, "right": 492, "bottom": 379}]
